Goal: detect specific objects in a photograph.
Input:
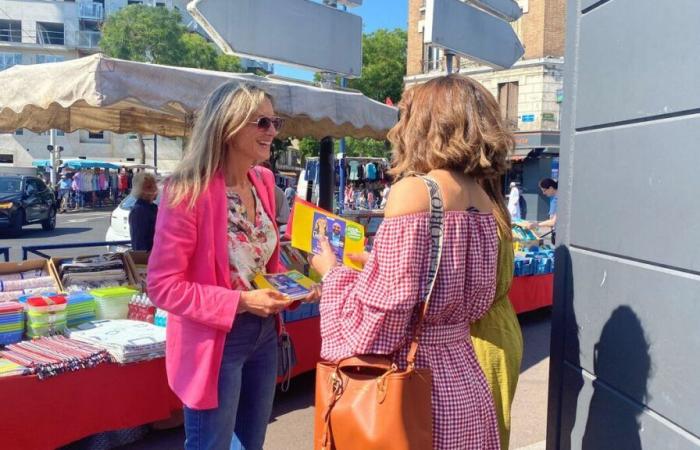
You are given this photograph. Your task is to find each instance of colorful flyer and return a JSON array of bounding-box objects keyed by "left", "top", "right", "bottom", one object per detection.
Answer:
[
  {"left": 252, "top": 270, "right": 316, "bottom": 300},
  {"left": 289, "top": 199, "right": 365, "bottom": 270}
]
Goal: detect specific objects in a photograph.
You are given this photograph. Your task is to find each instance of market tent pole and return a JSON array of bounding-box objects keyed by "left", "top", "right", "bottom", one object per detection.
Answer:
[{"left": 318, "top": 137, "right": 335, "bottom": 211}]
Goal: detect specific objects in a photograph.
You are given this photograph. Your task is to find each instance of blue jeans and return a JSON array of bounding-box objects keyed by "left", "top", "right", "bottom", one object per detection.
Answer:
[{"left": 184, "top": 313, "right": 278, "bottom": 450}]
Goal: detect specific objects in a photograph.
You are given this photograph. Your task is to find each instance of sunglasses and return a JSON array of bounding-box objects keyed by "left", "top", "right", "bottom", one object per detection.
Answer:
[{"left": 249, "top": 116, "right": 284, "bottom": 131}]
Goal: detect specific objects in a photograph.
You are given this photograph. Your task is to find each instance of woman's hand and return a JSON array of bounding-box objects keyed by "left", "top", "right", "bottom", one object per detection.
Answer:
[
  {"left": 310, "top": 237, "right": 338, "bottom": 277},
  {"left": 238, "top": 289, "right": 292, "bottom": 318},
  {"left": 301, "top": 284, "right": 322, "bottom": 303},
  {"left": 347, "top": 251, "right": 370, "bottom": 268}
]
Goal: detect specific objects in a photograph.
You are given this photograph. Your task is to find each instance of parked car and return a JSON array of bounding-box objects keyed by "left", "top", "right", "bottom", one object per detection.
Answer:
[
  {"left": 0, "top": 175, "right": 57, "bottom": 235},
  {"left": 105, "top": 193, "right": 160, "bottom": 250}
]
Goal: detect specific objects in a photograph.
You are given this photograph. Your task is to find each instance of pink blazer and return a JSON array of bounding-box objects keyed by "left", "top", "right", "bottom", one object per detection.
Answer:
[{"left": 148, "top": 167, "right": 286, "bottom": 409}]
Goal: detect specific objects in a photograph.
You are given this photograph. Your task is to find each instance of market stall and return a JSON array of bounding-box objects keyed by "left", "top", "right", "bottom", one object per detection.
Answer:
[
  {"left": 0, "top": 54, "right": 397, "bottom": 448},
  {"left": 509, "top": 222, "right": 555, "bottom": 313}
]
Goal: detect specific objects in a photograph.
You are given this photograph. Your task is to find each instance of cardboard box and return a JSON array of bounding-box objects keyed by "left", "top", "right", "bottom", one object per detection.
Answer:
[
  {"left": 0, "top": 259, "right": 61, "bottom": 293},
  {"left": 124, "top": 250, "right": 150, "bottom": 291},
  {"left": 51, "top": 253, "right": 137, "bottom": 292}
]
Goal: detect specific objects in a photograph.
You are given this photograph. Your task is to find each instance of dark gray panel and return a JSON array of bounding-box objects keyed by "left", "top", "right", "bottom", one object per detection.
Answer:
[
  {"left": 560, "top": 366, "right": 700, "bottom": 450},
  {"left": 580, "top": 0, "right": 603, "bottom": 12},
  {"left": 568, "top": 116, "right": 700, "bottom": 272},
  {"left": 564, "top": 249, "right": 700, "bottom": 436},
  {"left": 575, "top": 0, "right": 700, "bottom": 128}
]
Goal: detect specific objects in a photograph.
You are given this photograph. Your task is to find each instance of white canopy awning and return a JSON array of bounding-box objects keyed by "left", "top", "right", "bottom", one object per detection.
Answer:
[{"left": 0, "top": 54, "right": 397, "bottom": 140}]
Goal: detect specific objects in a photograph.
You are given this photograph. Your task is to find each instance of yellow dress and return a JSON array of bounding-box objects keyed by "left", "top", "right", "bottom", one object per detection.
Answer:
[{"left": 471, "top": 235, "right": 524, "bottom": 449}]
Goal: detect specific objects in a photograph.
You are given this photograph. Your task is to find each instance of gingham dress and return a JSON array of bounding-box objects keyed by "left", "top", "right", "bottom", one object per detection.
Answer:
[{"left": 320, "top": 211, "right": 501, "bottom": 450}]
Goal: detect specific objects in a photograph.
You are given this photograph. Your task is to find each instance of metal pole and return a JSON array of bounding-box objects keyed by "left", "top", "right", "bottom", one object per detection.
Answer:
[
  {"left": 49, "top": 129, "right": 57, "bottom": 186},
  {"left": 153, "top": 134, "right": 158, "bottom": 174},
  {"left": 338, "top": 77, "right": 347, "bottom": 214},
  {"left": 319, "top": 137, "right": 335, "bottom": 211},
  {"left": 445, "top": 51, "right": 455, "bottom": 75}
]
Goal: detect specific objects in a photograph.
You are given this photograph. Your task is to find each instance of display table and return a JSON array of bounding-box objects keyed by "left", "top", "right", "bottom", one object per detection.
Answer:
[
  {"left": 508, "top": 274, "right": 554, "bottom": 314},
  {"left": 0, "top": 358, "right": 180, "bottom": 450}
]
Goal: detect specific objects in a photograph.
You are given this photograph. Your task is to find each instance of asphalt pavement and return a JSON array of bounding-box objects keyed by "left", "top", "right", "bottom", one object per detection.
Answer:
[
  {"left": 117, "top": 310, "right": 552, "bottom": 450},
  {"left": 0, "top": 208, "right": 113, "bottom": 261}
]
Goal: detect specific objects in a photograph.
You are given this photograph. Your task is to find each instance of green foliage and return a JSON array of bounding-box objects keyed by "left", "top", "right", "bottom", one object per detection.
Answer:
[
  {"left": 347, "top": 28, "right": 407, "bottom": 104},
  {"left": 344, "top": 138, "right": 390, "bottom": 158},
  {"left": 100, "top": 5, "right": 186, "bottom": 65},
  {"left": 100, "top": 5, "right": 243, "bottom": 72},
  {"left": 296, "top": 137, "right": 390, "bottom": 160},
  {"left": 298, "top": 137, "right": 321, "bottom": 159}
]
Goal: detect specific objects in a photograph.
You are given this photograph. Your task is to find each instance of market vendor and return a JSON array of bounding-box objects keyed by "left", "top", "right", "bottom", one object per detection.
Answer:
[
  {"left": 526, "top": 178, "right": 558, "bottom": 244},
  {"left": 148, "top": 83, "right": 318, "bottom": 450}
]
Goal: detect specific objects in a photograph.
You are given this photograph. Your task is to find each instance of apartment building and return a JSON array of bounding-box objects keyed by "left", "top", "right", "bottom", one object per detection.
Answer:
[
  {"left": 0, "top": 0, "right": 272, "bottom": 171},
  {"left": 405, "top": 0, "right": 566, "bottom": 219}
]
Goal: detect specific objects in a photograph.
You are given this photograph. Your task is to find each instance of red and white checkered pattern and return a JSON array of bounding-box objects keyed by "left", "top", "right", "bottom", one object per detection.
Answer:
[{"left": 320, "top": 212, "right": 501, "bottom": 450}]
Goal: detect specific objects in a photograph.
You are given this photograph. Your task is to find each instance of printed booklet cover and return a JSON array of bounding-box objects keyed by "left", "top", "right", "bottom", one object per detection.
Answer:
[
  {"left": 288, "top": 199, "right": 365, "bottom": 270},
  {"left": 252, "top": 270, "right": 316, "bottom": 301}
]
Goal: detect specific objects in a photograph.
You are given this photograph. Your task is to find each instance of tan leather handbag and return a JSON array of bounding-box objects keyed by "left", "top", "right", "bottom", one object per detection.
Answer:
[{"left": 314, "top": 175, "right": 445, "bottom": 450}]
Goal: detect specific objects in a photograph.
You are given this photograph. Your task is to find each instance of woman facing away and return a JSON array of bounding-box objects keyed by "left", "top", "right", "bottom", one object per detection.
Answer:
[
  {"left": 472, "top": 177, "right": 524, "bottom": 449},
  {"left": 310, "top": 75, "right": 513, "bottom": 450},
  {"left": 147, "top": 83, "right": 316, "bottom": 450}
]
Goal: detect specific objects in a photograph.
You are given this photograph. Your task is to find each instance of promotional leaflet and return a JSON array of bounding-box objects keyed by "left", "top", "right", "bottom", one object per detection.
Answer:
[
  {"left": 289, "top": 199, "right": 365, "bottom": 270},
  {"left": 252, "top": 270, "right": 315, "bottom": 301}
]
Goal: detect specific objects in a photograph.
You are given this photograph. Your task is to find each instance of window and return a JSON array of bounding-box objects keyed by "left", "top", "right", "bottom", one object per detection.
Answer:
[
  {"left": 0, "top": 20, "right": 21, "bottom": 43},
  {"left": 56, "top": 130, "right": 65, "bottom": 137},
  {"left": 127, "top": 0, "right": 143, "bottom": 4},
  {"left": 36, "top": 54, "right": 64, "bottom": 64},
  {"left": 0, "top": 53, "right": 22, "bottom": 71},
  {"left": 0, "top": 154, "right": 13, "bottom": 164},
  {"left": 498, "top": 82, "right": 519, "bottom": 130},
  {"left": 14, "top": 129, "right": 23, "bottom": 136},
  {"left": 36, "top": 22, "right": 65, "bottom": 46},
  {"left": 25, "top": 179, "right": 40, "bottom": 194},
  {"left": 424, "top": 45, "right": 442, "bottom": 72},
  {"left": 88, "top": 131, "right": 105, "bottom": 140},
  {"left": 156, "top": 2, "right": 166, "bottom": 6},
  {"left": 126, "top": 158, "right": 135, "bottom": 162}
]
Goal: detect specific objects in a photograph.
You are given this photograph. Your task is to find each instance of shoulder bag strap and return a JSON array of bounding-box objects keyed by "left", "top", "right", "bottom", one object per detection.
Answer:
[{"left": 405, "top": 175, "right": 445, "bottom": 369}]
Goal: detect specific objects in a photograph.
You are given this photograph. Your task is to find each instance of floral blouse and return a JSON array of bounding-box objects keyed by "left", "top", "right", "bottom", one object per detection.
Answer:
[{"left": 226, "top": 186, "right": 277, "bottom": 291}]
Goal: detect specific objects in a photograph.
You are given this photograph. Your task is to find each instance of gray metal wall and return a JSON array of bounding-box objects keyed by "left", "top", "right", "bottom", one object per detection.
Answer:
[{"left": 547, "top": 1, "right": 700, "bottom": 449}]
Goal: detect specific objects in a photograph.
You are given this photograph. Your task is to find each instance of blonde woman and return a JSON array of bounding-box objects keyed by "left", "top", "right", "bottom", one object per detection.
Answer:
[
  {"left": 128, "top": 172, "right": 158, "bottom": 251},
  {"left": 311, "top": 75, "right": 512, "bottom": 449},
  {"left": 148, "top": 83, "right": 305, "bottom": 450}
]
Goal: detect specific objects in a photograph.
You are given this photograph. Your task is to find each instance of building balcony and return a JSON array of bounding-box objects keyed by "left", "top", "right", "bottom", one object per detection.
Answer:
[
  {"left": 78, "top": 30, "right": 101, "bottom": 49},
  {"left": 79, "top": 2, "right": 105, "bottom": 21}
]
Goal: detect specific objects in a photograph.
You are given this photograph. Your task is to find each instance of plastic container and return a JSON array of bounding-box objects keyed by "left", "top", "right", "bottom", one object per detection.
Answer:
[
  {"left": 25, "top": 295, "right": 68, "bottom": 314},
  {"left": 90, "top": 287, "right": 138, "bottom": 320},
  {"left": 27, "top": 310, "right": 67, "bottom": 325},
  {"left": 26, "top": 320, "right": 66, "bottom": 338},
  {"left": 0, "top": 330, "right": 24, "bottom": 345}
]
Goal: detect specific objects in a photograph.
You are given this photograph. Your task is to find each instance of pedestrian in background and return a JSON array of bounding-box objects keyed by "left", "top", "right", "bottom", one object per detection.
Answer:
[
  {"left": 507, "top": 181, "right": 521, "bottom": 220},
  {"left": 128, "top": 172, "right": 159, "bottom": 252},
  {"left": 311, "top": 75, "right": 510, "bottom": 449},
  {"left": 118, "top": 168, "right": 128, "bottom": 200},
  {"left": 527, "top": 178, "right": 558, "bottom": 244},
  {"left": 148, "top": 83, "right": 313, "bottom": 450},
  {"left": 57, "top": 173, "right": 71, "bottom": 213}
]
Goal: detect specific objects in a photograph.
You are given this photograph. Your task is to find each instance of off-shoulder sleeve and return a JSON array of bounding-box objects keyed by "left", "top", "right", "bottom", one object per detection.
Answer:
[{"left": 319, "top": 215, "right": 431, "bottom": 362}]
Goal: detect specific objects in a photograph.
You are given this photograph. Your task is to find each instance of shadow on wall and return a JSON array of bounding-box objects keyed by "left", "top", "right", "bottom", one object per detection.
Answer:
[
  {"left": 582, "top": 306, "right": 651, "bottom": 450},
  {"left": 548, "top": 245, "right": 583, "bottom": 450}
]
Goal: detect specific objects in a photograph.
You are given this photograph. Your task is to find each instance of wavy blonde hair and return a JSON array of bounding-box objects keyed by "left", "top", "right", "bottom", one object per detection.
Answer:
[
  {"left": 388, "top": 75, "right": 513, "bottom": 180},
  {"left": 167, "top": 82, "right": 271, "bottom": 208}
]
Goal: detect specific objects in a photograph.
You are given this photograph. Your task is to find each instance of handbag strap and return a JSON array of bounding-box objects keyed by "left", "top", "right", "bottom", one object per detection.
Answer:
[{"left": 405, "top": 175, "right": 445, "bottom": 369}]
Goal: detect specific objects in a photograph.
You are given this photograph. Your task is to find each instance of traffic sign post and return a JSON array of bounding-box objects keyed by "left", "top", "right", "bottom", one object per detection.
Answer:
[
  {"left": 187, "top": 0, "right": 363, "bottom": 77},
  {"left": 424, "top": 0, "right": 524, "bottom": 70}
]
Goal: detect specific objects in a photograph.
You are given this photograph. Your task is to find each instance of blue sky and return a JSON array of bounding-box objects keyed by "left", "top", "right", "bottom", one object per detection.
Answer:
[{"left": 274, "top": 0, "right": 408, "bottom": 81}]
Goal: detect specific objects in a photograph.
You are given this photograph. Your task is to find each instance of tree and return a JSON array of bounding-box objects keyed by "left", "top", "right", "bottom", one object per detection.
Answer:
[
  {"left": 100, "top": 5, "right": 186, "bottom": 66},
  {"left": 348, "top": 28, "right": 407, "bottom": 104},
  {"left": 100, "top": 5, "right": 243, "bottom": 162}
]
